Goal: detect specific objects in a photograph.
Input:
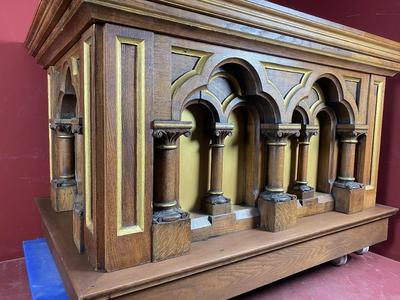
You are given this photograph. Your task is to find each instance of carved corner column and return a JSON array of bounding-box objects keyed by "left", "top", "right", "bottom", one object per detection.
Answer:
[
  {"left": 333, "top": 124, "right": 368, "bottom": 214},
  {"left": 152, "top": 120, "right": 192, "bottom": 261},
  {"left": 71, "top": 117, "right": 85, "bottom": 253},
  {"left": 289, "top": 125, "right": 319, "bottom": 200},
  {"left": 258, "top": 124, "right": 301, "bottom": 232},
  {"left": 202, "top": 123, "right": 234, "bottom": 215},
  {"left": 50, "top": 119, "right": 77, "bottom": 212}
]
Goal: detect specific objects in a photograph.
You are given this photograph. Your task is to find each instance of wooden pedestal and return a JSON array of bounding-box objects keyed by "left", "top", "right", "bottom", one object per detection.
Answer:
[
  {"left": 333, "top": 186, "right": 365, "bottom": 214},
  {"left": 37, "top": 197, "right": 397, "bottom": 299},
  {"left": 152, "top": 218, "right": 191, "bottom": 262},
  {"left": 259, "top": 198, "right": 298, "bottom": 232},
  {"left": 50, "top": 180, "right": 76, "bottom": 212}
]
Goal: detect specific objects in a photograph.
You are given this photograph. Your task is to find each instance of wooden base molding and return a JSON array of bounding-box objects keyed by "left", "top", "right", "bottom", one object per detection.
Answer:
[
  {"left": 37, "top": 197, "right": 397, "bottom": 299},
  {"left": 191, "top": 205, "right": 259, "bottom": 242}
]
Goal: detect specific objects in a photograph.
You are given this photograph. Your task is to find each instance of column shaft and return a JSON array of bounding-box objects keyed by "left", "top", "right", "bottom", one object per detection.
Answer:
[
  {"left": 209, "top": 145, "right": 224, "bottom": 194},
  {"left": 296, "top": 142, "right": 309, "bottom": 184},
  {"left": 266, "top": 143, "right": 285, "bottom": 192},
  {"left": 338, "top": 141, "right": 356, "bottom": 181}
]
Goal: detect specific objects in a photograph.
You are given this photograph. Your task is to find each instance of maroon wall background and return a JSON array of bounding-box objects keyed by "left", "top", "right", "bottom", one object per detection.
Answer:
[
  {"left": 0, "top": 0, "right": 399, "bottom": 262},
  {"left": 0, "top": 0, "right": 48, "bottom": 262}
]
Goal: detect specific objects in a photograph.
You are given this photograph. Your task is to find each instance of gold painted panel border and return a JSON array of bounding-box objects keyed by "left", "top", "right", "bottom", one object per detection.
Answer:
[
  {"left": 115, "top": 36, "right": 145, "bottom": 236},
  {"left": 83, "top": 38, "right": 93, "bottom": 232},
  {"left": 263, "top": 62, "right": 312, "bottom": 106},
  {"left": 367, "top": 80, "right": 384, "bottom": 190}
]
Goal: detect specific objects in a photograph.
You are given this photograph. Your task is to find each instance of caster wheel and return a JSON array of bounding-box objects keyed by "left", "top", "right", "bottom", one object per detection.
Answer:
[
  {"left": 355, "top": 246, "right": 369, "bottom": 255},
  {"left": 331, "top": 255, "right": 348, "bottom": 266}
]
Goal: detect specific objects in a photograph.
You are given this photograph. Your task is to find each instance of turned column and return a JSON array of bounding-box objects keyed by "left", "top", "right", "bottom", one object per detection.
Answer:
[
  {"left": 289, "top": 125, "right": 318, "bottom": 200},
  {"left": 260, "top": 124, "right": 301, "bottom": 200},
  {"left": 152, "top": 120, "right": 192, "bottom": 222},
  {"left": 151, "top": 120, "right": 192, "bottom": 262},
  {"left": 49, "top": 119, "right": 77, "bottom": 211},
  {"left": 333, "top": 124, "right": 368, "bottom": 214},
  {"left": 258, "top": 123, "right": 300, "bottom": 232},
  {"left": 336, "top": 124, "right": 368, "bottom": 185},
  {"left": 51, "top": 121, "right": 75, "bottom": 180},
  {"left": 203, "top": 123, "right": 234, "bottom": 215}
]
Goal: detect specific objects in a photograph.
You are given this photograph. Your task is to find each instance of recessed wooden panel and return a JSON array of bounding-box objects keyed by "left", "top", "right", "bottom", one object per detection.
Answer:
[
  {"left": 116, "top": 36, "right": 146, "bottom": 235},
  {"left": 103, "top": 24, "right": 153, "bottom": 270}
]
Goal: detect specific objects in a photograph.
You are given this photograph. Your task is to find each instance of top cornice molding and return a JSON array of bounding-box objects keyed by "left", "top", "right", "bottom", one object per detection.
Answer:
[{"left": 25, "top": 0, "right": 400, "bottom": 75}]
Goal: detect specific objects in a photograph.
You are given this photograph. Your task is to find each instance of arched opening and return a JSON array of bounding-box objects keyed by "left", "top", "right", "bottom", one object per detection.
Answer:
[
  {"left": 179, "top": 103, "right": 213, "bottom": 213},
  {"left": 315, "top": 109, "right": 338, "bottom": 193},
  {"left": 60, "top": 69, "right": 77, "bottom": 119},
  {"left": 223, "top": 104, "right": 265, "bottom": 207}
]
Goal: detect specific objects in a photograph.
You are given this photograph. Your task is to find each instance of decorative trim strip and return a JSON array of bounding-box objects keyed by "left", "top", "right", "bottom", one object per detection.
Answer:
[
  {"left": 115, "top": 36, "right": 146, "bottom": 236},
  {"left": 368, "top": 80, "right": 385, "bottom": 190},
  {"left": 83, "top": 38, "right": 93, "bottom": 232}
]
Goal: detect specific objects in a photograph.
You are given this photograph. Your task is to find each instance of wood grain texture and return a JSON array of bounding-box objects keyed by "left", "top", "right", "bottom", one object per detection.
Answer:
[
  {"left": 36, "top": 197, "right": 397, "bottom": 299},
  {"left": 25, "top": 0, "right": 400, "bottom": 75}
]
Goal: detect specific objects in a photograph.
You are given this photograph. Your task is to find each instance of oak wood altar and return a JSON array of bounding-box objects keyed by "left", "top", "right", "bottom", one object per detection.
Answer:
[{"left": 26, "top": 0, "right": 400, "bottom": 299}]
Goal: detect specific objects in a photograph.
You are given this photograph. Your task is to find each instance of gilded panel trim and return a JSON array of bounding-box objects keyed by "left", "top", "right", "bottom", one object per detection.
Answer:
[
  {"left": 115, "top": 36, "right": 146, "bottom": 236},
  {"left": 83, "top": 38, "right": 93, "bottom": 231},
  {"left": 367, "top": 80, "right": 384, "bottom": 190},
  {"left": 171, "top": 46, "right": 212, "bottom": 93},
  {"left": 263, "top": 62, "right": 312, "bottom": 106}
]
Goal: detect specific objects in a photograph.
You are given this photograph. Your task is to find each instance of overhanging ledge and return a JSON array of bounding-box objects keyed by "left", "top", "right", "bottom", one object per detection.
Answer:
[
  {"left": 37, "top": 197, "right": 398, "bottom": 299},
  {"left": 25, "top": 0, "right": 400, "bottom": 75}
]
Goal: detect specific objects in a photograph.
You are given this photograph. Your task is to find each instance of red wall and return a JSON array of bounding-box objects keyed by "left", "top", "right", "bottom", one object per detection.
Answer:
[
  {"left": 270, "top": 0, "right": 400, "bottom": 261},
  {"left": 0, "top": 1, "right": 399, "bottom": 261},
  {"left": 0, "top": 0, "right": 48, "bottom": 261}
]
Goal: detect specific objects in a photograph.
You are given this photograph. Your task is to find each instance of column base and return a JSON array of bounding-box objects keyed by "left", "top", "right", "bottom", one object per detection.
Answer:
[
  {"left": 258, "top": 192, "right": 297, "bottom": 232},
  {"left": 332, "top": 181, "right": 365, "bottom": 214},
  {"left": 288, "top": 184, "right": 315, "bottom": 200},
  {"left": 202, "top": 193, "right": 231, "bottom": 215},
  {"left": 51, "top": 179, "right": 76, "bottom": 212},
  {"left": 152, "top": 208, "right": 191, "bottom": 262}
]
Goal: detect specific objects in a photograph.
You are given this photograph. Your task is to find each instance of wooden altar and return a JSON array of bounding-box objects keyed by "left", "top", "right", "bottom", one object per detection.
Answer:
[{"left": 26, "top": 0, "right": 399, "bottom": 299}]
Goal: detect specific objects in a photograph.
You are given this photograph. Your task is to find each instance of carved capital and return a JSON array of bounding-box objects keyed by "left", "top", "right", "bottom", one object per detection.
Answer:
[
  {"left": 152, "top": 120, "right": 192, "bottom": 149},
  {"left": 298, "top": 125, "right": 319, "bottom": 144},
  {"left": 50, "top": 119, "right": 73, "bottom": 135},
  {"left": 261, "top": 123, "right": 301, "bottom": 144},
  {"left": 211, "top": 123, "right": 234, "bottom": 145},
  {"left": 337, "top": 124, "right": 368, "bottom": 143},
  {"left": 71, "top": 117, "right": 83, "bottom": 134}
]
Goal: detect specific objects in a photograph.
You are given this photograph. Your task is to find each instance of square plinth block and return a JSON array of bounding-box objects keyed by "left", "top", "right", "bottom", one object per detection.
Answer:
[
  {"left": 50, "top": 181, "right": 76, "bottom": 212},
  {"left": 258, "top": 198, "right": 297, "bottom": 232},
  {"left": 333, "top": 186, "right": 365, "bottom": 214},
  {"left": 288, "top": 187, "right": 314, "bottom": 200},
  {"left": 202, "top": 202, "right": 231, "bottom": 216},
  {"left": 152, "top": 218, "right": 191, "bottom": 262}
]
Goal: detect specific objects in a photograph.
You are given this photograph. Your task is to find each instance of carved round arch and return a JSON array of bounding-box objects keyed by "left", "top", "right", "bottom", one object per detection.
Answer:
[
  {"left": 286, "top": 72, "right": 359, "bottom": 125},
  {"left": 56, "top": 62, "right": 78, "bottom": 119},
  {"left": 172, "top": 54, "right": 284, "bottom": 123}
]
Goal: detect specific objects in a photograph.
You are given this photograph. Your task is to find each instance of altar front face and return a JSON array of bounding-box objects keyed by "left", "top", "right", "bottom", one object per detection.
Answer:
[{"left": 26, "top": 0, "right": 400, "bottom": 298}]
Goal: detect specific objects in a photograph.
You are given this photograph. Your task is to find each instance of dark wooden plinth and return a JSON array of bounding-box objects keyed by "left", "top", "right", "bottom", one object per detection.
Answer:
[{"left": 36, "top": 197, "right": 397, "bottom": 300}]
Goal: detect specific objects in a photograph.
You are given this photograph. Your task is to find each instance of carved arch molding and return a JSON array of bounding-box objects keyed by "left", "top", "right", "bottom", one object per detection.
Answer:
[{"left": 171, "top": 49, "right": 361, "bottom": 125}]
